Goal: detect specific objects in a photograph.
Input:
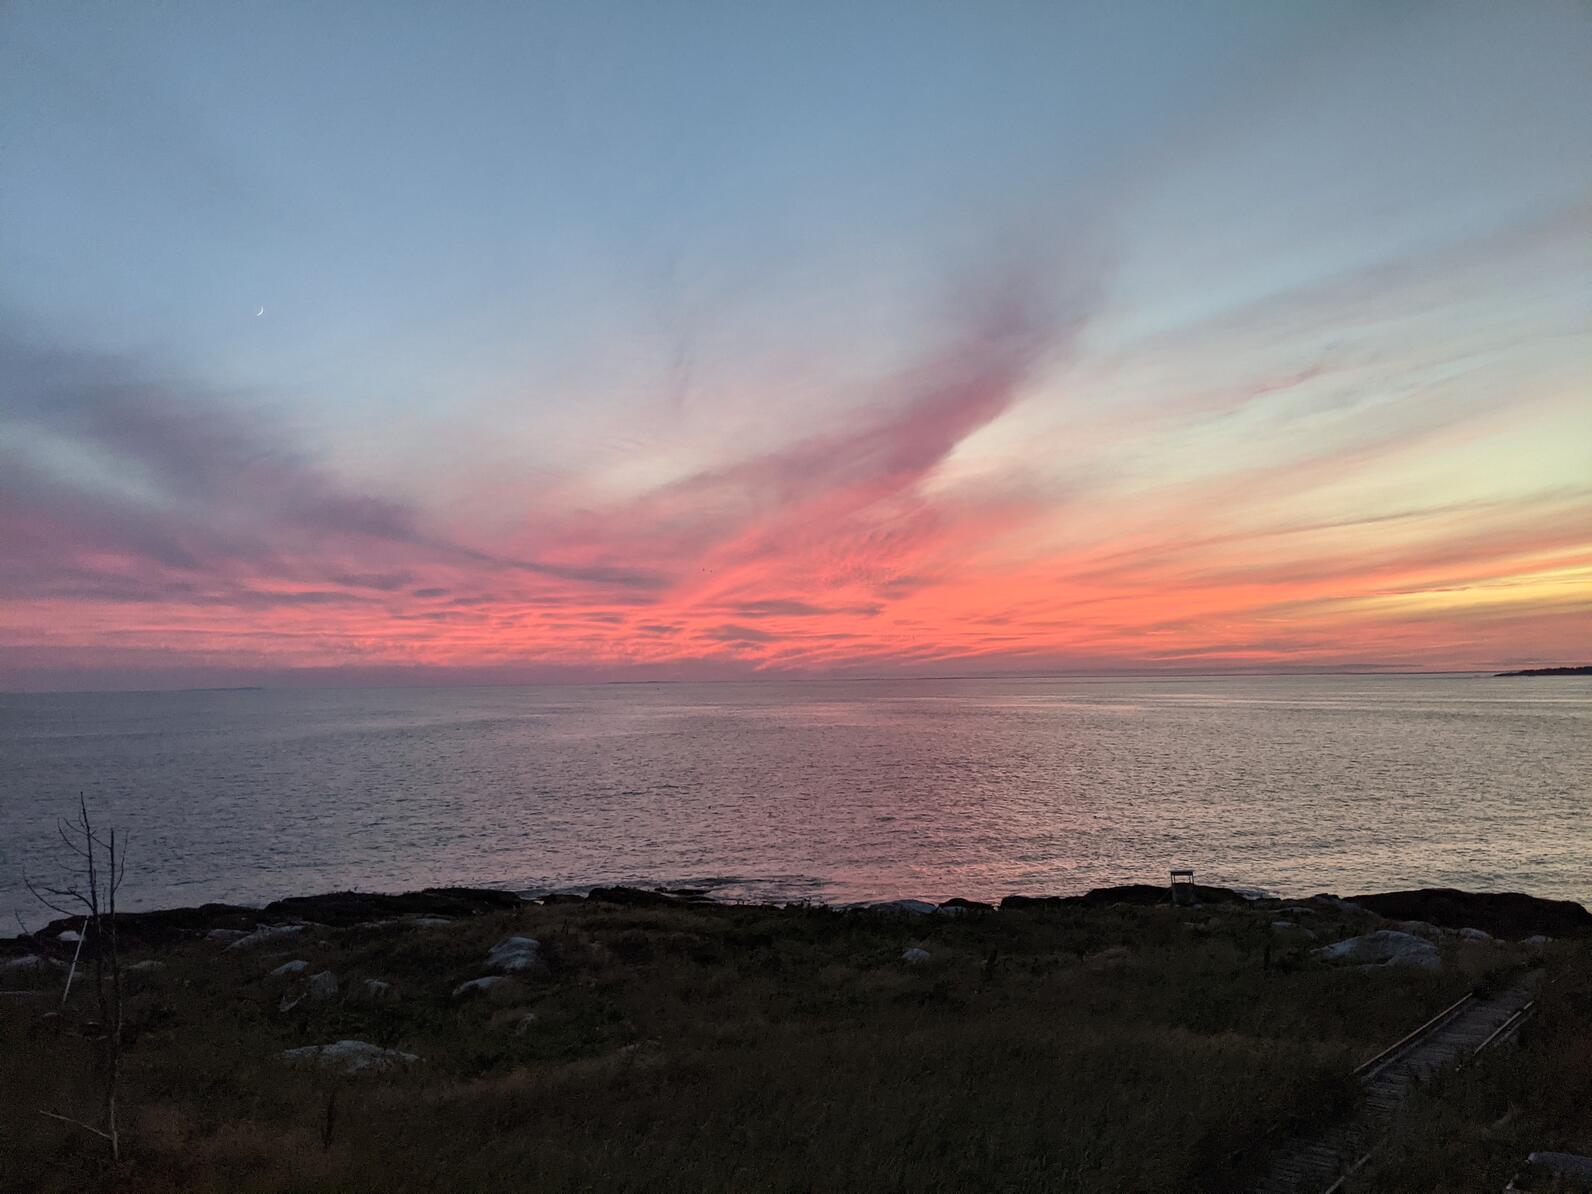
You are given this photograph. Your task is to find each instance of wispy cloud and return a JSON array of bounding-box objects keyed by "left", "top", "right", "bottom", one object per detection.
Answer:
[{"left": 3, "top": 199, "right": 1589, "bottom": 689}]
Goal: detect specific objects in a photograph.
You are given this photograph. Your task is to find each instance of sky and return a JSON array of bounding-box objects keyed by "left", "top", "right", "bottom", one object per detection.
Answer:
[{"left": 2, "top": 1, "right": 1589, "bottom": 690}]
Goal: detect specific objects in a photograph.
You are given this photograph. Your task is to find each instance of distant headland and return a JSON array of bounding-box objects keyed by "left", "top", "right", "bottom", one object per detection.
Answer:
[{"left": 1494, "top": 665, "right": 1592, "bottom": 677}]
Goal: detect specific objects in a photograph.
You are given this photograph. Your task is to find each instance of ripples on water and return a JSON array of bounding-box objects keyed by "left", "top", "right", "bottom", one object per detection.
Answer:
[{"left": 1, "top": 674, "right": 1587, "bottom": 925}]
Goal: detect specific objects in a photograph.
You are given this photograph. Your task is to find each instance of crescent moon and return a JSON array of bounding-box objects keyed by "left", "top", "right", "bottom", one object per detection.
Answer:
[{"left": 255, "top": 306, "right": 265, "bottom": 317}]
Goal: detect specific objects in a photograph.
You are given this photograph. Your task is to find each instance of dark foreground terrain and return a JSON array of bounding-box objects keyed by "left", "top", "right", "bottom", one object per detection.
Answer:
[{"left": 2, "top": 885, "right": 1589, "bottom": 1193}]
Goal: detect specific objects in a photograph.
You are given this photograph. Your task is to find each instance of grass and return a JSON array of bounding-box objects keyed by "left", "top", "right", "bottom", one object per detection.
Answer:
[{"left": 0, "top": 897, "right": 1568, "bottom": 1193}]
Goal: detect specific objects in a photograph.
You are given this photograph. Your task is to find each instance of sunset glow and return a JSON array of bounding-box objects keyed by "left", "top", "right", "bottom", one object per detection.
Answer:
[{"left": 3, "top": 2, "right": 1589, "bottom": 689}]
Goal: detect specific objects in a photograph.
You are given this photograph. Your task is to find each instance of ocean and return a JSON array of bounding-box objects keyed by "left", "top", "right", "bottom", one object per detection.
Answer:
[{"left": 1, "top": 673, "right": 1587, "bottom": 928}]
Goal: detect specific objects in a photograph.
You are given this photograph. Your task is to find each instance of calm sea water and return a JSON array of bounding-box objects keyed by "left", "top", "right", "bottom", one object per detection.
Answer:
[{"left": 1, "top": 674, "right": 1587, "bottom": 928}]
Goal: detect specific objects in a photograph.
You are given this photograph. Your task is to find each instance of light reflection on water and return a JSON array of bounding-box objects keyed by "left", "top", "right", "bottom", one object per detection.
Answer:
[{"left": 0, "top": 673, "right": 1587, "bottom": 925}]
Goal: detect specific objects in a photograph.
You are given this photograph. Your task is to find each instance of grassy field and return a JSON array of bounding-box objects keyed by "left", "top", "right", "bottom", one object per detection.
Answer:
[{"left": 0, "top": 894, "right": 1576, "bottom": 1193}]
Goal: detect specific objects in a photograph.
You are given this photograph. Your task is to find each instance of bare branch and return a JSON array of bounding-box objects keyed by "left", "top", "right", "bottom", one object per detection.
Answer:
[
  {"left": 55, "top": 822, "right": 91, "bottom": 861},
  {"left": 38, "top": 1110, "right": 115, "bottom": 1142},
  {"left": 23, "top": 875, "right": 88, "bottom": 919}
]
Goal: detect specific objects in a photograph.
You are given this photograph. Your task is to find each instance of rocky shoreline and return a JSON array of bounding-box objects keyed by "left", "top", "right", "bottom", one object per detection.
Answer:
[
  {"left": 7, "top": 870, "right": 1591, "bottom": 1191},
  {"left": 9, "top": 879, "right": 1588, "bottom": 957}
]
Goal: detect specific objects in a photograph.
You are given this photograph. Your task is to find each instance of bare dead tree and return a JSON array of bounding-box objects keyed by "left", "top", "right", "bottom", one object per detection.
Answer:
[{"left": 24, "top": 794, "right": 128, "bottom": 1160}]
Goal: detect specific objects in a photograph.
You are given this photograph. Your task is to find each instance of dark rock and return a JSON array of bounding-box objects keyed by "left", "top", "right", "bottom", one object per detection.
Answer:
[
  {"left": 999, "top": 894, "right": 1071, "bottom": 910},
  {"left": 539, "top": 893, "right": 586, "bottom": 905},
  {"left": 939, "top": 898, "right": 994, "bottom": 913},
  {"left": 1080, "top": 884, "right": 1176, "bottom": 906},
  {"left": 1002, "top": 883, "right": 1251, "bottom": 911},
  {"left": 34, "top": 903, "right": 258, "bottom": 950},
  {"left": 1081, "top": 883, "right": 1250, "bottom": 906},
  {"left": 1309, "top": 895, "right": 1370, "bottom": 915},
  {"left": 586, "top": 886, "right": 682, "bottom": 907},
  {"left": 16, "top": 888, "right": 523, "bottom": 951},
  {"left": 262, "top": 887, "right": 522, "bottom": 927},
  {"left": 1348, "top": 889, "right": 1592, "bottom": 939}
]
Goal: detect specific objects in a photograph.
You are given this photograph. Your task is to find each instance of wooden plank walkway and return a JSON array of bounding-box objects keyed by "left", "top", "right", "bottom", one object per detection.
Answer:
[{"left": 1250, "top": 977, "right": 1539, "bottom": 1194}]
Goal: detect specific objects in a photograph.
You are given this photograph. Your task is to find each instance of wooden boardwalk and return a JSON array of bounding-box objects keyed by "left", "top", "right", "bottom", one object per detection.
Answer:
[{"left": 1250, "top": 978, "right": 1539, "bottom": 1194}]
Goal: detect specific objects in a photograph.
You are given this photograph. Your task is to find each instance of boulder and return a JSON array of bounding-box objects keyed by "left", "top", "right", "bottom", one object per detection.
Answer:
[
  {"left": 486, "top": 936, "right": 546, "bottom": 975},
  {"left": 452, "top": 975, "right": 515, "bottom": 999},
  {"left": 1314, "top": 930, "right": 1440, "bottom": 971},
  {"left": 0, "top": 955, "right": 63, "bottom": 979},
  {"left": 1392, "top": 920, "right": 1440, "bottom": 939},
  {"left": 358, "top": 979, "right": 395, "bottom": 1002},
  {"left": 281, "top": 1040, "right": 420, "bottom": 1074},
  {"left": 57, "top": 930, "right": 82, "bottom": 944},
  {"left": 1271, "top": 920, "right": 1316, "bottom": 939},
  {"left": 1518, "top": 1153, "right": 1592, "bottom": 1183},
  {"left": 125, "top": 960, "right": 164, "bottom": 974},
  {"left": 1348, "top": 889, "right": 1592, "bottom": 939},
  {"left": 225, "top": 924, "right": 305, "bottom": 951},
  {"left": 268, "top": 959, "right": 309, "bottom": 978},
  {"left": 1523, "top": 934, "right": 1552, "bottom": 947},
  {"left": 405, "top": 916, "right": 455, "bottom": 928},
  {"left": 307, "top": 971, "right": 339, "bottom": 1001},
  {"left": 860, "top": 900, "right": 939, "bottom": 916},
  {"left": 206, "top": 928, "right": 249, "bottom": 943},
  {"left": 901, "top": 947, "right": 931, "bottom": 964},
  {"left": 1458, "top": 927, "right": 1492, "bottom": 942}
]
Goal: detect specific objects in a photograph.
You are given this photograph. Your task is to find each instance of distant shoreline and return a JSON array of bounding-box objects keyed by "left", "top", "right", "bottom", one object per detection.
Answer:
[{"left": 1494, "top": 665, "right": 1592, "bottom": 677}]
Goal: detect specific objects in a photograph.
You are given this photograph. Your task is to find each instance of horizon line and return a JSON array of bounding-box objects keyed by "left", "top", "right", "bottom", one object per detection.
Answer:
[{"left": 4, "top": 664, "right": 1574, "bottom": 698}]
